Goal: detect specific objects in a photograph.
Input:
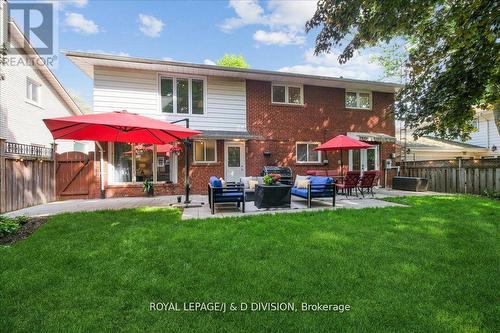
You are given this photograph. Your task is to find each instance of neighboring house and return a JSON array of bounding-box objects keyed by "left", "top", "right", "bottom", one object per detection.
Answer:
[
  {"left": 0, "top": 19, "right": 85, "bottom": 153},
  {"left": 468, "top": 109, "right": 500, "bottom": 153},
  {"left": 64, "top": 51, "right": 399, "bottom": 196},
  {"left": 399, "top": 109, "right": 500, "bottom": 161},
  {"left": 401, "top": 136, "right": 490, "bottom": 162}
]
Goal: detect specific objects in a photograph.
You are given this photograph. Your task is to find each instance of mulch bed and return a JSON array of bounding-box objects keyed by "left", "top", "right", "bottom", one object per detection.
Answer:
[{"left": 0, "top": 217, "right": 48, "bottom": 245}]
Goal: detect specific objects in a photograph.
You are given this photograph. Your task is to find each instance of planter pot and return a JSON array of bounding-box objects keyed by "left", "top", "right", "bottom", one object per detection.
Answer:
[
  {"left": 177, "top": 196, "right": 182, "bottom": 203},
  {"left": 146, "top": 188, "right": 154, "bottom": 197}
]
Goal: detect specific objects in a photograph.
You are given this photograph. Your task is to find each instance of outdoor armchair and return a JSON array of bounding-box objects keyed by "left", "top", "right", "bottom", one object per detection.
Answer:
[
  {"left": 335, "top": 171, "right": 361, "bottom": 198},
  {"left": 291, "top": 176, "right": 336, "bottom": 208},
  {"left": 208, "top": 176, "right": 245, "bottom": 215},
  {"left": 357, "top": 170, "right": 378, "bottom": 198}
]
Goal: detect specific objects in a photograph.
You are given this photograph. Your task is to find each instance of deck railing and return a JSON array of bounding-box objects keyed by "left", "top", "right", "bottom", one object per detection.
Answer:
[{"left": 4, "top": 141, "right": 53, "bottom": 159}]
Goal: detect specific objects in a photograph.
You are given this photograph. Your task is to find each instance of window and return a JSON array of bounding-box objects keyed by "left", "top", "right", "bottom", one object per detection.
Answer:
[
  {"left": 113, "top": 142, "right": 132, "bottom": 182},
  {"left": 192, "top": 79, "right": 204, "bottom": 115},
  {"left": 26, "top": 78, "right": 41, "bottom": 104},
  {"left": 176, "top": 78, "right": 189, "bottom": 114},
  {"left": 110, "top": 143, "right": 177, "bottom": 183},
  {"left": 296, "top": 142, "right": 321, "bottom": 163},
  {"left": 272, "top": 83, "right": 303, "bottom": 105},
  {"left": 160, "top": 77, "right": 173, "bottom": 113},
  {"left": 193, "top": 140, "right": 216, "bottom": 163},
  {"left": 160, "top": 76, "right": 205, "bottom": 114},
  {"left": 345, "top": 90, "right": 372, "bottom": 109},
  {"left": 135, "top": 144, "right": 154, "bottom": 182}
]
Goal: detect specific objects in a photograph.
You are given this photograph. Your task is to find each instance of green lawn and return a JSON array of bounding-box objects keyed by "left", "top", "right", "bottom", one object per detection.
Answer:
[{"left": 1, "top": 196, "right": 498, "bottom": 332}]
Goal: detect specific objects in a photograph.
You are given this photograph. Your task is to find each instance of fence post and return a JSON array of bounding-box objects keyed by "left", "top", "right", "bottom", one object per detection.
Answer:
[
  {"left": 0, "top": 138, "right": 5, "bottom": 213},
  {"left": 51, "top": 142, "right": 57, "bottom": 202}
]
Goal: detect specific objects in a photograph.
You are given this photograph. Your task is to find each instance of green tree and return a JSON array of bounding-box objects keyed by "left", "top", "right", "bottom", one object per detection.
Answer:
[
  {"left": 216, "top": 54, "right": 250, "bottom": 68},
  {"left": 306, "top": 0, "right": 499, "bottom": 140}
]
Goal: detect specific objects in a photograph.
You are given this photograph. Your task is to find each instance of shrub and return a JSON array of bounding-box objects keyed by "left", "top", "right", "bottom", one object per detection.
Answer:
[
  {"left": 483, "top": 188, "right": 500, "bottom": 200},
  {"left": 0, "top": 217, "right": 21, "bottom": 237},
  {"left": 15, "top": 215, "right": 30, "bottom": 225}
]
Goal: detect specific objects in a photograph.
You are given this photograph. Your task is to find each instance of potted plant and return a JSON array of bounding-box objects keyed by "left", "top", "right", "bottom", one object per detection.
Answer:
[
  {"left": 263, "top": 173, "right": 281, "bottom": 185},
  {"left": 143, "top": 179, "right": 154, "bottom": 197}
]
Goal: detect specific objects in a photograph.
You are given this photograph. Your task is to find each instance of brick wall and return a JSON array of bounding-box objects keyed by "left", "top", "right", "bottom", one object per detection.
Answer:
[
  {"left": 245, "top": 80, "right": 396, "bottom": 183},
  {"left": 84, "top": 80, "right": 396, "bottom": 198},
  {"left": 86, "top": 140, "right": 225, "bottom": 198}
]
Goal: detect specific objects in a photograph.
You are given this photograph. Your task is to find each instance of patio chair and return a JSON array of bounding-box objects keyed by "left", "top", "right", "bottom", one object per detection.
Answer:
[
  {"left": 207, "top": 176, "right": 245, "bottom": 215},
  {"left": 357, "top": 170, "right": 378, "bottom": 198},
  {"left": 335, "top": 171, "right": 361, "bottom": 198},
  {"left": 291, "top": 176, "right": 336, "bottom": 208}
]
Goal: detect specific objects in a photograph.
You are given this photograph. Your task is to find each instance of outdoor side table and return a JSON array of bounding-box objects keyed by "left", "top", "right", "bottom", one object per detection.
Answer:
[{"left": 254, "top": 184, "right": 292, "bottom": 209}]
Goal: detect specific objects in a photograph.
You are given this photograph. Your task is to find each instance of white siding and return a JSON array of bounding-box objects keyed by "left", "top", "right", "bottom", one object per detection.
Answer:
[
  {"left": 0, "top": 38, "right": 81, "bottom": 153},
  {"left": 93, "top": 67, "right": 247, "bottom": 131},
  {"left": 467, "top": 112, "right": 500, "bottom": 151}
]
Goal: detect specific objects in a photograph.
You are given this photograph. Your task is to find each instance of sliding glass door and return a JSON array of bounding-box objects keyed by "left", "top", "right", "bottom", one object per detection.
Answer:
[{"left": 348, "top": 146, "right": 379, "bottom": 171}]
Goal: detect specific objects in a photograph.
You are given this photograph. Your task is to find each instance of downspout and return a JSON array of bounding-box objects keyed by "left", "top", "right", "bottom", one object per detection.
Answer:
[{"left": 95, "top": 141, "right": 105, "bottom": 198}]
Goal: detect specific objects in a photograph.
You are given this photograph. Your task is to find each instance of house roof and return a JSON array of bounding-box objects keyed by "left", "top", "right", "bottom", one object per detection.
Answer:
[
  {"left": 63, "top": 50, "right": 401, "bottom": 93},
  {"left": 402, "top": 136, "right": 489, "bottom": 152},
  {"left": 9, "top": 21, "right": 83, "bottom": 116}
]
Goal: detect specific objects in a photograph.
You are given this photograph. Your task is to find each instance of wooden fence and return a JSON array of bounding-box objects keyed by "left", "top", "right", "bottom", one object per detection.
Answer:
[
  {"left": 0, "top": 139, "right": 56, "bottom": 213},
  {"left": 400, "top": 158, "right": 500, "bottom": 194}
]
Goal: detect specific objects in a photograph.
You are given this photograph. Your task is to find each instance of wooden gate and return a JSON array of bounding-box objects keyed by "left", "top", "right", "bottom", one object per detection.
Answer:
[{"left": 56, "top": 152, "right": 92, "bottom": 200}]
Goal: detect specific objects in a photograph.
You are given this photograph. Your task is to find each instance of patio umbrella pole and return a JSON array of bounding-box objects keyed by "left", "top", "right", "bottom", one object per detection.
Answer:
[
  {"left": 170, "top": 118, "right": 191, "bottom": 204},
  {"left": 95, "top": 142, "right": 105, "bottom": 199}
]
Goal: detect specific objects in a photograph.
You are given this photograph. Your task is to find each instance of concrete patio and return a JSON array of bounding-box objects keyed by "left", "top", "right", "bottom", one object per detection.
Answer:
[{"left": 3, "top": 188, "right": 443, "bottom": 219}]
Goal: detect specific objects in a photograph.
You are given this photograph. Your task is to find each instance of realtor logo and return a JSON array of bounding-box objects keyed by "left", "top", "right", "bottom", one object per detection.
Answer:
[{"left": 9, "top": 1, "right": 57, "bottom": 56}]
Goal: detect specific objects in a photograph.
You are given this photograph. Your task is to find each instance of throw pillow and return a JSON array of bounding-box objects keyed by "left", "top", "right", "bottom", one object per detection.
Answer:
[
  {"left": 297, "top": 179, "right": 310, "bottom": 189},
  {"left": 294, "top": 175, "right": 308, "bottom": 187},
  {"left": 220, "top": 178, "right": 227, "bottom": 188},
  {"left": 248, "top": 180, "right": 259, "bottom": 190}
]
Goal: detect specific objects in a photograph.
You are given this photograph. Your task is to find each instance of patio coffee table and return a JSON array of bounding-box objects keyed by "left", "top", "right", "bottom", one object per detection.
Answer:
[{"left": 254, "top": 184, "right": 292, "bottom": 209}]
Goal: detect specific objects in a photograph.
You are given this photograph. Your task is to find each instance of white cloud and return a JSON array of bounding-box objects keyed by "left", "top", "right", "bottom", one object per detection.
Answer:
[
  {"left": 221, "top": 0, "right": 316, "bottom": 46},
  {"left": 278, "top": 48, "right": 385, "bottom": 80},
  {"left": 203, "top": 59, "right": 216, "bottom": 65},
  {"left": 266, "top": 0, "right": 317, "bottom": 32},
  {"left": 220, "top": 0, "right": 266, "bottom": 31},
  {"left": 138, "top": 14, "right": 164, "bottom": 37},
  {"left": 162, "top": 57, "right": 173, "bottom": 61},
  {"left": 253, "top": 30, "right": 305, "bottom": 46},
  {"left": 64, "top": 13, "right": 99, "bottom": 34}
]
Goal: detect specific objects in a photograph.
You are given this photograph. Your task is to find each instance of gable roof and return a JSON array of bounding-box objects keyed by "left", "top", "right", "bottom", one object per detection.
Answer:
[
  {"left": 63, "top": 50, "right": 401, "bottom": 93},
  {"left": 402, "top": 136, "right": 489, "bottom": 152},
  {"left": 9, "top": 21, "right": 83, "bottom": 115}
]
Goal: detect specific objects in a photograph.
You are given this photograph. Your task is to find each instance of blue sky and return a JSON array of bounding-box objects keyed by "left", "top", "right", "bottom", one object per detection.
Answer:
[{"left": 12, "top": 0, "right": 389, "bottom": 106}]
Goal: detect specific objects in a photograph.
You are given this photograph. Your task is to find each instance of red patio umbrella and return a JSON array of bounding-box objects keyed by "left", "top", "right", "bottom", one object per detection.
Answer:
[
  {"left": 43, "top": 111, "right": 200, "bottom": 200},
  {"left": 43, "top": 111, "right": 200, "bottom": 143},
  {"left": 314, "top": 135, "right": 372, "bottom": 176}
]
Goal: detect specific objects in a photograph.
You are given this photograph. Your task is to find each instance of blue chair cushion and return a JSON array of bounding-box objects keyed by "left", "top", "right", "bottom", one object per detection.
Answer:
[
  {"left": 308, "top": 176, "right": 333, "bottom": 191},
  {"left": 213, "top": 191, "right": 244, "bottom": 202},
  {"left": 210, "top": 176, "right": 222, "bottom": 188},
  {"left": 291, "top": 187, "right": 308, "bottom": 198},
  {"left": 292, "top": 187, "right": 332, "bottom": 199}
]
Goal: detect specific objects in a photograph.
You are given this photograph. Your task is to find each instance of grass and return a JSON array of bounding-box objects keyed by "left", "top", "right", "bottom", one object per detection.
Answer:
[{"left": 0, "top": 195, "right": 498, "bottom": 332}]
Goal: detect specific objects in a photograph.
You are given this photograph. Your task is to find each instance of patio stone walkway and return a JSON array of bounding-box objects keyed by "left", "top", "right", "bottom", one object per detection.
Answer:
[{"left": 3, "top": 188, "right": 443, "bottom": 219}]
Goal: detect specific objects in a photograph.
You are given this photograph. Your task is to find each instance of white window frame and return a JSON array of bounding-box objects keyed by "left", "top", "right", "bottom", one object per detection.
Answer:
[
  {"left": 296, "top": 142, "right": 322, "bottom": 164},
  {"left": 271, "top": 82, "right": 304, "bottom": 105},
  {"left": 108, "top": 143, "right": 178, "bottom": 184},
  {"left": 26, "top": 77, "right": 42, "bottom": 106},
  {"left": 345, "top": 90, "right": 372, "bottom": 110},
  {"left": 158, "top": 74, "right": 207, "bottom": 116},
  {"left": 348, "top": 146, "right": 380, "bottom": 171},
  {"left": 193, "top": 140, "right": 217, "bottom": 163}
]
